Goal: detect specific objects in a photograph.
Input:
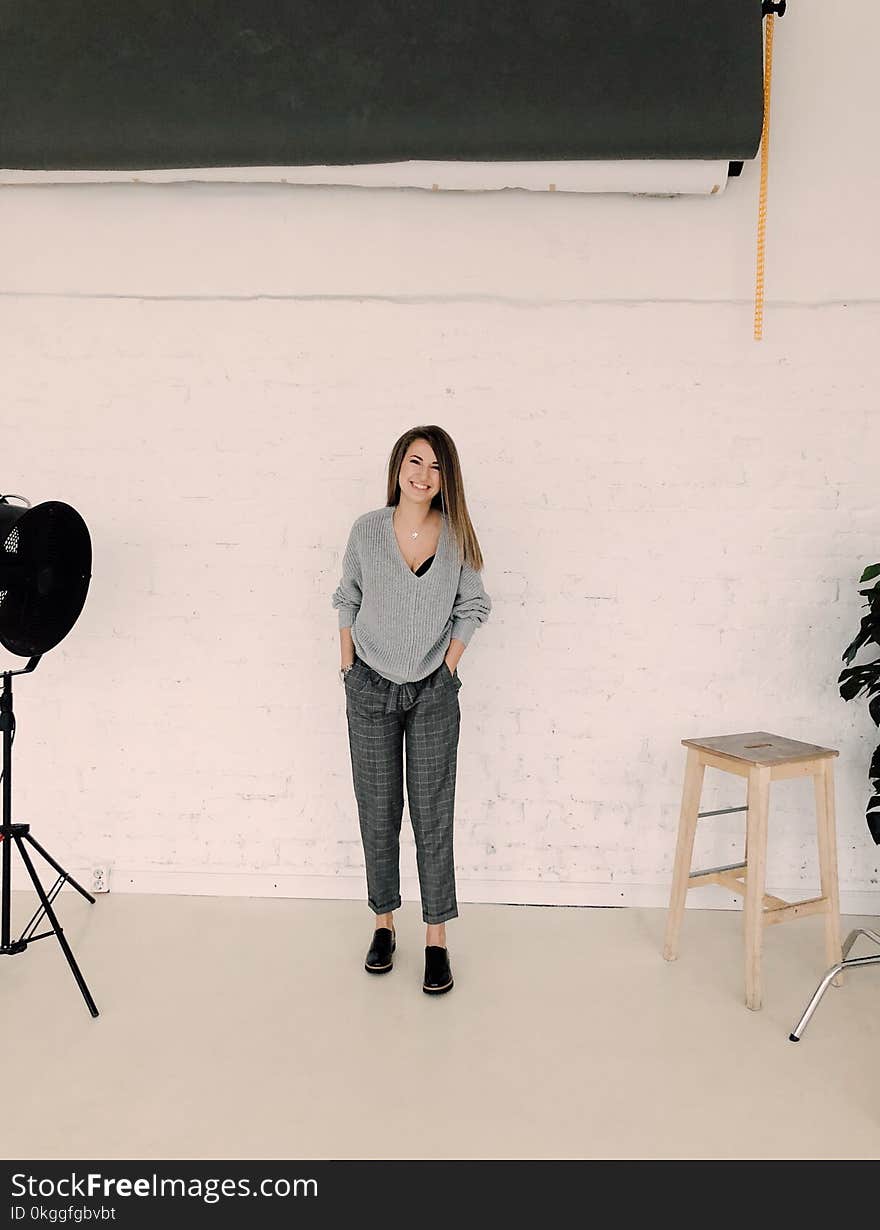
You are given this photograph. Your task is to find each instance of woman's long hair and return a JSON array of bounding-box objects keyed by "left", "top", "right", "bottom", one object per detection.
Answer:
[{"left": 385, "top": 426, "right": 485, "bottom": 572}]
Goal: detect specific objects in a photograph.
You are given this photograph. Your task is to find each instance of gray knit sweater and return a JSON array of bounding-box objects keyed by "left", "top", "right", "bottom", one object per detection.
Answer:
[{"left": 331, "top": 505, "right": 492, "bottom": 684}]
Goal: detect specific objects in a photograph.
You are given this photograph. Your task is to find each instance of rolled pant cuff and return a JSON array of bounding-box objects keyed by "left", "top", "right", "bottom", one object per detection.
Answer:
[
  {"left": 370, "top": 896, "right": 402, "bottom": 914},
  {"left": 423, "top": 906, "right": 458, "bottom": 924}
]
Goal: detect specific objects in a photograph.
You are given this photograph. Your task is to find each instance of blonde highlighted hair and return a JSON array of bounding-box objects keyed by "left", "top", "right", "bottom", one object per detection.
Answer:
[{"left": 384, "top": 426, "right": 485, "bottom": 572}]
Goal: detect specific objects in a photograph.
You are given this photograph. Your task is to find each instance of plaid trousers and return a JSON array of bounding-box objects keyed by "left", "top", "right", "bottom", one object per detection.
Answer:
[{"left": 344, "top": 652, "right": 462, "bottom": 924}]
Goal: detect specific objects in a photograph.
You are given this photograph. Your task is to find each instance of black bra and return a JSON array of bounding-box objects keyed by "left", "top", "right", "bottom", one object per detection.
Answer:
[{"left": 414, "top": 553, "right": 435, "bottom": 577}]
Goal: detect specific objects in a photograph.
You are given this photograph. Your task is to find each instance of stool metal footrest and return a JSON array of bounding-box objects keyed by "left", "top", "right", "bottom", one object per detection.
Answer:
[
  {"left": 688, "top": 860, "right": 747, "bottom": 885},
  {"left": 687, "top": 860, "right": 799, "bottom": 912},
  {"left": 789, "top": 928, "right": 880, "bottom": 1041}
]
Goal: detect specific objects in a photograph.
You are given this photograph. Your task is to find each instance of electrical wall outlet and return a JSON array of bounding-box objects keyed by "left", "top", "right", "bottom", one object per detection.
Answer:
[{"left": 91, "top": 865, "right": 110, "bottom": 894}]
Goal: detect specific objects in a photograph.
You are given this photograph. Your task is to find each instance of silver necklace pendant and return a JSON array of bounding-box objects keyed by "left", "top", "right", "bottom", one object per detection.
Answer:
[{"left": 394, "top": 509, "right": 420, "bottom": 539}]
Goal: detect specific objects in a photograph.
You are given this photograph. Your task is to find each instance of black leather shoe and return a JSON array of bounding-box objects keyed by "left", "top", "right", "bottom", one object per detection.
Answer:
[
  {"left": 423, "top": 945, "right": 454, "bottom": 994},
  {"left": 365, "top": 927, "right": 396, "bottom": 973}
]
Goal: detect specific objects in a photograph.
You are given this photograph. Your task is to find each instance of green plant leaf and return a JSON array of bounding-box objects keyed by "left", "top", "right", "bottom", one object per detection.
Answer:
[
  {"left": 841, "top": 613, "right": 877, "bottom": 665},
  {"left": 867, "top": 792, "right": 880, "bottom": 845},
  {"left": 843, "top": 569, "right": 880, "bottom": 842},
  {"left": 838, "top": 661, "right": 880, "bottom": 701}
]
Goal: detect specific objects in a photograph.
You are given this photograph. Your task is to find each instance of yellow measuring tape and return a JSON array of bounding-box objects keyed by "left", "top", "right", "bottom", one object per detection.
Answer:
[{"left": 754, "top": 10, "right": 779, "bottom": 341}]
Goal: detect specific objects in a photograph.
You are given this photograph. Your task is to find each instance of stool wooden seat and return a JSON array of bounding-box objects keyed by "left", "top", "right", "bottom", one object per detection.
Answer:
[{"left": 663, "top": 731, "right": 842, "bottom": 1011}]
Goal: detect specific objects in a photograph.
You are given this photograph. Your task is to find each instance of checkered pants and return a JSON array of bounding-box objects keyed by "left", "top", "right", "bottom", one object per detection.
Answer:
[{"left": 344, "top": 653, "right": 462, "bottom": 924}]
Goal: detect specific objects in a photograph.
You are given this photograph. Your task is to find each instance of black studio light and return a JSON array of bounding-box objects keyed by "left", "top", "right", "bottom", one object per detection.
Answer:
[{"left": 0, "top": 493, "right": 98, "bottom": 1016}]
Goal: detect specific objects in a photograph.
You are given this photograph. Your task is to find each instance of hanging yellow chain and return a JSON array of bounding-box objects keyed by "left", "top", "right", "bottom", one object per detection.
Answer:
[{"left": 754, "top": 13, "right": 777, "bottom": 341}]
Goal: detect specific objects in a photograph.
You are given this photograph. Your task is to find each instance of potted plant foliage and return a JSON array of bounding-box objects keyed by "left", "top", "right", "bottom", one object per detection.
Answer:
[{"left": 839, "top": 562, "right": 880, "bottom": 844}]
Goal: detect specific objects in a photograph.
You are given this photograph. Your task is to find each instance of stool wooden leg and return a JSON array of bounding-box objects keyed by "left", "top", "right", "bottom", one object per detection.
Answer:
[
  {"left": 815, "top": 759, "right": 844, "bottom": 986},
  {"left": 744, "top": 764, "right": 771, "bottom": 1010},
  {"left": 663, "top": 746, "right": 705, "bottom": 961}
]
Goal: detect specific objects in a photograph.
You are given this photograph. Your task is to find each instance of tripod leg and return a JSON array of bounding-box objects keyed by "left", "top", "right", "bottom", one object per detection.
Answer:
[
  {"left": 21, "top": 832, "right": 96, "bottom": 904},
  {"left": 12, "top": 832, "right": 99, "bottom": 1017},
  {"left": 789, "top": 930, "right": 880, "bottom": 1041},
  {"left": 788, "top": 960, "right": 844, "bottom": 1041}
]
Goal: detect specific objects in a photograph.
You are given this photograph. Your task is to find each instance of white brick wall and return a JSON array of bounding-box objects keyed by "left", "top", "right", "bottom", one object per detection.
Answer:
[
  {"left": 2, "top": 297, "right": 878, "bottom": 912},
  {"left": 2, "top": 1, "right": 879, "bottom": 911}
]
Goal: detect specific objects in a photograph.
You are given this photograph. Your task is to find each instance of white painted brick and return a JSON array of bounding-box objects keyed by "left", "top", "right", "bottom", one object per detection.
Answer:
[{"left": 2, "top": 294, "right": 879, "bottom": 912}]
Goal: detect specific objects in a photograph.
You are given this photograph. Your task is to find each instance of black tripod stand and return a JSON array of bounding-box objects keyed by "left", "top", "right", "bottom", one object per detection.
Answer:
[{"left": 0, "top": 656, "right": 99, "bottom": 1016}]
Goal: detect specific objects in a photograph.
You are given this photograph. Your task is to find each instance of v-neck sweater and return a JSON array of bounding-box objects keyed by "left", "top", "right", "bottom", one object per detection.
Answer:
[{"left": 331, "top": 505, "right": 492, "bottom": 684}]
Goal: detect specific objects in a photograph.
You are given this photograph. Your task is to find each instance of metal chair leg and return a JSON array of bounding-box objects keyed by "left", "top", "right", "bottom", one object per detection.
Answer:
[{"left": 789, "top": 928, "right": 880, "bottom": 1041}]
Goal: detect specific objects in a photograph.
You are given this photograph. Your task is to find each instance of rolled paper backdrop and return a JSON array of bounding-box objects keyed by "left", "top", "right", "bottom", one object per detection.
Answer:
[{"left": 0, "top": 2, "right": 763, "bottom": 182}]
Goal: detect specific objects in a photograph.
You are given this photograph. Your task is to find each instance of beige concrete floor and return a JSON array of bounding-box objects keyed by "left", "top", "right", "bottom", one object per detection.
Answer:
[{"left": 2, "top": 891, "right": 878, "bottom": 1160}]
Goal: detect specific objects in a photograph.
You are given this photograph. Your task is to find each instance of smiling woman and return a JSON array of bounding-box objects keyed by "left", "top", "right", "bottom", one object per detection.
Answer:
[
  {"left": 332, "top": 426, "right": 490, "bottom": 683},
  {"left": 330, "top": 425, "right": 492, "bottom": 991}
]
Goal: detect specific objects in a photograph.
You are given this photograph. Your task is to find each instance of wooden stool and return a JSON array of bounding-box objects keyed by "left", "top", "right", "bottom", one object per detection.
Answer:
[{"left": 663, "top": 732, "right": 842, "bottom": 1011}]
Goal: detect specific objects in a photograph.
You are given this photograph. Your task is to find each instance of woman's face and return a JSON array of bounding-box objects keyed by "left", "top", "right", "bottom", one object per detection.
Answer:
[{"left": 398, "top": 440, "right": 441, "bottom": 506}]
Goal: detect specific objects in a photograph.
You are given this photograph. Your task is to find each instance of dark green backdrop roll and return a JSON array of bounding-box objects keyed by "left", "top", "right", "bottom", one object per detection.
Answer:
[{"left": 0, "top": 1, "right": 763, "bottom": 169}]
